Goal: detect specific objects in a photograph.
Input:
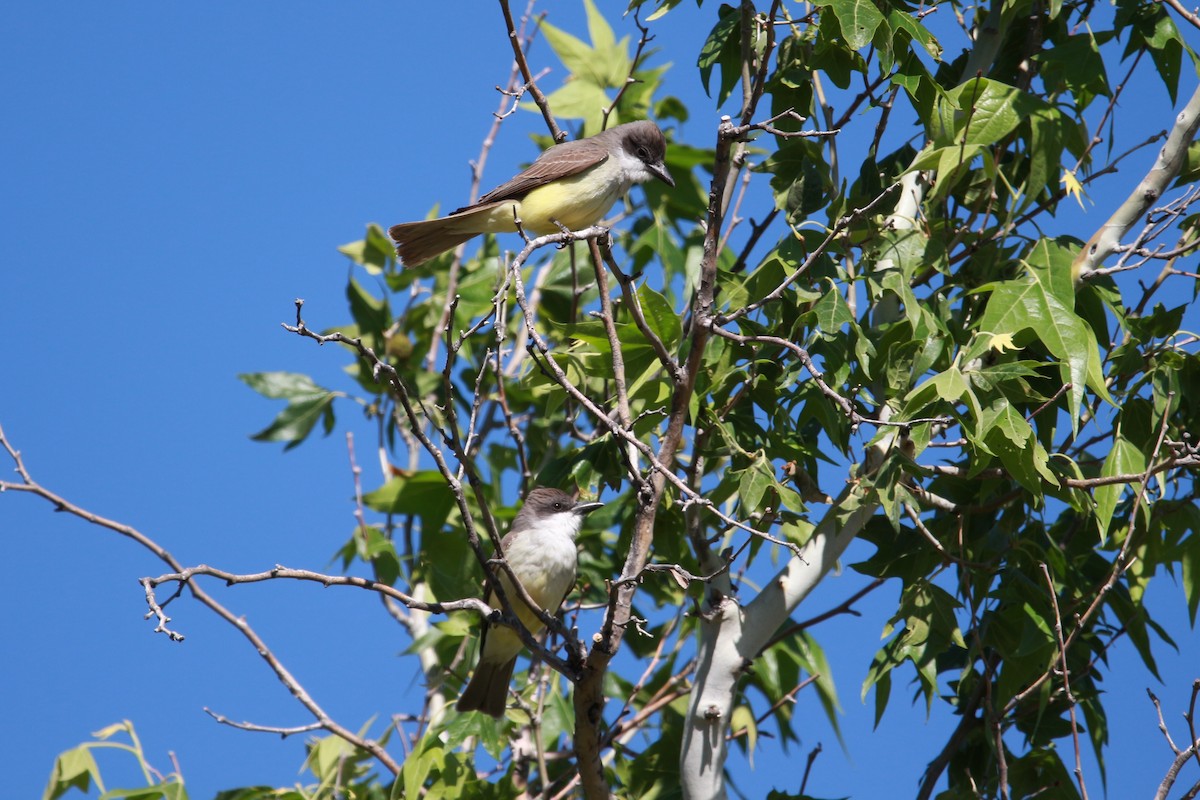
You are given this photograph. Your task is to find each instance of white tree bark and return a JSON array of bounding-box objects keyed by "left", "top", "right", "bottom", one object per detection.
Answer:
[
  {"left": 1074, "top": 81, "right": 1200, "bottom": 278},
  {"left": 678, "top": 61, "right": 926, "bottom": 800},
  {"left": 678, "top": 484, "right": 878, "bottom": 800}
]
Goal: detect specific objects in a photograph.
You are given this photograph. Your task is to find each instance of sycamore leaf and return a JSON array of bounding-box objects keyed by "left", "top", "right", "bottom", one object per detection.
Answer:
[
  {"left": 814, "top": 0, "right": 886, "bottom": 51},
  {"left": 988, "top": 332, "right": 1018, "bottom": 353},
  {"left": 731, "top": 705, "right": 758, "bottom": 767},
  {"left": 1094, "top": 436, "right": 1147, "bottom": 541},
  {"left": 975, "top": 264, "right": 1114, "bottom": 430},
  {"left": 1060, "top": 168, "right": 1086, "bottom": 209}
]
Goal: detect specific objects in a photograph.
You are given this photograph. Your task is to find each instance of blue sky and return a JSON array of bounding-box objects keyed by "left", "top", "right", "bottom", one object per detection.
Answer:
[{"left": 3, "top": 3, "right": 1200, "bottom": 799}]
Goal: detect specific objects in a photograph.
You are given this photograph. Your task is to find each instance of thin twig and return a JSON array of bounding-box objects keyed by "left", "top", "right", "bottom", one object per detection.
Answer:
[
  {"left": 1042, "top": 563, "right": 1089, "bottom": 800},
  {"left": 499, "top": 0, "right": 563, "bottom": 141},
  {"left": 0, "top": 423, "right": 402, "bottom": 774}
]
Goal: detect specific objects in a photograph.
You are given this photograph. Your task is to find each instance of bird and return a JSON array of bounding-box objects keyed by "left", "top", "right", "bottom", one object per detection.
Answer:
[
  {"left": 388, "top": 121, "right": 674, "bottom": 267},
  {"left": 456, "top": 487, "right": 604, "bottom": 717}
]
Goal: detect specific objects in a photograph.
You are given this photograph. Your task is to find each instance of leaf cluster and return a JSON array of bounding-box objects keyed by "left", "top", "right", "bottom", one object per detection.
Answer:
[{"left": 67, "top": 0, "right": 1200, "bottom": 797}]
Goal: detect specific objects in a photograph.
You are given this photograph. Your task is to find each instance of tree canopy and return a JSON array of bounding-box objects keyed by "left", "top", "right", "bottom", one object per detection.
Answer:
[{"left": 18, "top": 0, "right": 1200, "bottom": 799}]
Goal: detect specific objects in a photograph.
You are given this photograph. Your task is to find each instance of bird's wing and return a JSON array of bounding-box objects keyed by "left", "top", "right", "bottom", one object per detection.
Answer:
[{"left": 455, "top": 144, "right": 610, "bottom": 212}]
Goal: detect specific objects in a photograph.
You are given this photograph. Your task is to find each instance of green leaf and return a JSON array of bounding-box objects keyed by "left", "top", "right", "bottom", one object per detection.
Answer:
[
  {"left": 616, "top": 713, "right": 685, "bottom": 798},
  {"left": 1183, "top": 532, "right": 1200, "bottom": 625},
  {"left": 731, "top": 705, "right": 758, "bottom": 766},
  {"left": 815, "top": 0, "right": 885, "bottom": 51},
  {"left": 338, "top": 223, "right": 396, "bottom": 275},
  {"left": 1094, "top": 435, "right": 1147, "bottom": 540},
  {"left": 583, "top": 0, "right": 616, "bottom": 54},
  {"left": 952, "top": 79, "right": 1025, "bottom": 147},
  {"left": 248, "top": 392, "right": 337, "bottom": 450},
  {"left": 635, "top": 282, "right": 683, "bottom": 350},
  {"left": 739, "top": 456, "right": 778, "bottom": 513},
  {"left": 1108, "top": 585, "right": 1162, "bottom": 680},
  {"left": 813, "top": 280, "right": 853, "bottom": 334},
  {"left": 760, "top": 138, "right": 830, "bottom": 221},
  {"left": 353, "top": 525, "right": 401, "bottom": 586},
  {"left": 1143, "top": 11, "right": 1184, "bottom": 103},
  {"left": 540, "top": 25, "right": 603, "bottom": 84},
  {"left": 100, "top": 786, "right": 186, "bottom": 800},
  {"left": 869, "top": 666, "right": 892, "bottom": 726},
  {"left": 864, "top": 579, "right": 964, "bottom": 712},
  {"left": 239, "top": 371, "right": 331, "bottom": 400},
  {"left": 540, "top": 81, "right": 614, "bottom": 125},
  {"left": 887, "top": 9, "right": 941, "bottom": 60},
  {"left": 903, "top": 364, "right": 984, "bottom": 442},
  {"left": 1024, "top": 237, "right": 1076, "bottom": 306},
  {"left": 876, "top": 229, "right": 932, "bottom": 284},
  {"left": 1035, "top": 33, "right": 1110, "bottom": 111},
  {"left": 399, "top": 734, "right": 442, "bottom": 799},
  {"left": 780, "top": 518, "right": 815, "bottom": 547},
  {"left": 1025, "top": 109, "right": 1067, "bottom": 210},
  {"left": 698, "top": 4, "right": 741, "bottom": 104},
  {"left": 983, "top": 401, "right": 1057, "bottom": 491},
  {"left": 305, "top": 734, "right": 356, "bottom": 783},
  {"left": 214, "top": 788, "right": 307, "bottom": 800},
  {"left": 793, "top": 630, "right": 843, "bottom": 733},
  {"left": 346, "top": 278, "right": 391, "bottom": 342},
  {"left": 933, "top": 78, "right": 1049, "bottom": 149},
  {"left": 541, "top": 0, "right": 630, "bottom": 92},
  {"left": 975, "top": 260, "right": 1114, "bottom": 428},
  {"left": 913, "top": 78, "right": 1053, "bottom": 197},
  {"left": 44, "top": 747, "right": 101, "bottom": 800},
  {"left": 640, "top": 0, "right": 685, "bottom": 22},
  {"left": 362, "top": 472, "right": 456, "bottom": 539},
  {"left": 443, "top": 710, "right": 507, "bottom": 763},
  {"left": 1128, "top": 302, "right": 1187, "bottom": 340}
]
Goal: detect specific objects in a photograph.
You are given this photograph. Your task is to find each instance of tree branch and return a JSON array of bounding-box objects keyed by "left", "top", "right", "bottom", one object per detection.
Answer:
[
  {"left": 1074, "top": 81, "right": 1200, "bottom": 278},
  {"left": 0, "top": 424, "right": 402, "bottom": 775}
]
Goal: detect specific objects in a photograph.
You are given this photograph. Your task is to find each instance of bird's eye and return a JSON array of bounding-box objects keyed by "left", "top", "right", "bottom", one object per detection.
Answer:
[
  {"left": 637, "top": 147, "right": 649, "bottom": 160},
  {"left": 553, "top": 501, "right": 563, "bottom": 510}
]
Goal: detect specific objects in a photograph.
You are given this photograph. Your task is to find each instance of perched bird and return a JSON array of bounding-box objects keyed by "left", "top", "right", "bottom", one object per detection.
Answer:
[
  {"left": 456, "top": 487, "right": 604, "bottom": 717},
  {"left": 389, "top": 121, "right": 674, "bottom": 267}
]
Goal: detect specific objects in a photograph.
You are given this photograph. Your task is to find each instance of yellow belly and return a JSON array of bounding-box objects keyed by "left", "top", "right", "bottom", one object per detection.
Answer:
[
  {"left": 517, "top": 164, "right": 626, "bottom": 233},
  {"left": 473, "top": 158, "right": 629, "bottom": 235}
]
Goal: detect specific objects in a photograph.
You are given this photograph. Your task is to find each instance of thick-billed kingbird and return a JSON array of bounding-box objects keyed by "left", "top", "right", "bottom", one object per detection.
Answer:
[
  {"left": 456, "top": 487, "right": 603, "bottom": 717},
  {"left": 389, "top": 121, "right": 674, "bottom": 267}
]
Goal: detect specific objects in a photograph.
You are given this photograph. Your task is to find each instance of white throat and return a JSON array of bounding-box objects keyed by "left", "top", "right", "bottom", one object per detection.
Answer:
[
  {"left": 527, "top": 510, "right": 585, "bottom": 543},
  {"left": 613, "top": 144, "right": 655, "bottom": 189}
]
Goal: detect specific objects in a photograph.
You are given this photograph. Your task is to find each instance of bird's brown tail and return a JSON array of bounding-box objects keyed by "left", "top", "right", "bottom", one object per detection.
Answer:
[
  {"left": 455, "top": 656, "right": 517, "bottom": 718},
  {"left": 388, "top": 201, "right": 515, "bottom": 267},
  {"left": 387, "top": 218, "right": 478, "bottom": 268}
]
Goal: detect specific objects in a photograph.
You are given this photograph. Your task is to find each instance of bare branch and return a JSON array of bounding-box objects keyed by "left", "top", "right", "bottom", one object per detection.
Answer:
[
  {"left": 0, "top": 423, "right": 403, "bottom": 774},
  {"left": 1159, "top": 0, "right": 1200, "bottom": 31},
  {"left": 1041, "top": 563, "right": 1089, "bottom": 800},
  {"left": 142, "top": 564, "right": 491, "bottom": 617},
  {"left": 600, "top": 6, "right": 654, "bottom": 130},
  {"left": 203, "top": 710, "right": 325, "bottom": 738},
  {"left": 498, "top": 0, "right": 563, "bottom": 141}
]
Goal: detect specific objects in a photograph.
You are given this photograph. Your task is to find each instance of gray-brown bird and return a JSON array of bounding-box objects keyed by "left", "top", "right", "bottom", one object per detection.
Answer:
[
  {"left": 389, "top": 121, "right": 674, "bottom": 267},
  {"left": 456, "top": 487, "right": 603, "bottom": 717}
]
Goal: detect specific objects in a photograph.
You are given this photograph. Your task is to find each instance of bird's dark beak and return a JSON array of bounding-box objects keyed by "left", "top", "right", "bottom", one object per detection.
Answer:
[
  {"left": 575, "top": 501, "right": 604, "bottom": 516},
  {"left": 649, "top": 161, "right": 675, "bottom": 188}
]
